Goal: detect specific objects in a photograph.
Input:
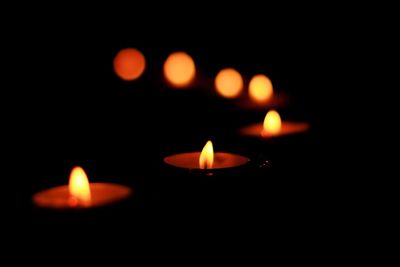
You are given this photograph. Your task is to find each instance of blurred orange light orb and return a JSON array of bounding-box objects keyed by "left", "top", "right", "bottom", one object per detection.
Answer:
[
  {"left": 249, "top": 74, "right": 273, "bottom": 102},
  {"left": 113, "top": 48, "right": 146, "bottom": 81},
  {"left": 163, "top": 52, "right": 196, "bottom": 88},
  {"left": 215, "top": 68, "right": 243, "bottom": 98}
]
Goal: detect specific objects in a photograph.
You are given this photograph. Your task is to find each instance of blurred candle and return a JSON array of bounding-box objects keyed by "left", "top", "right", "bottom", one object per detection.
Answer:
[
  {"left": 215, "top": 68, "right": 243, "bottom": 98},
  {"left": 249, "top": 74, "right": 273, "bottom": 103},
  {"left": 113, "top": 48, "right": 146, "bottom": 81},
  {"left": 33, "top": 166, "right": 132, "bottom": 209},
  {"left": 163, "top": 52, "right": 196, "bottom": 88}
]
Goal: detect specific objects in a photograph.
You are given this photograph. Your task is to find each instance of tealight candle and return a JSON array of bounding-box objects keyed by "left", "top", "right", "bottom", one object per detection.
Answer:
[
  {"left": 164, "top": 140, "right": 249, "bottom": 171},
  {"left": 240, "top": 110, "right": 310, "bottom": 138},
  {"left": 33, "top": 166, "right": 132, "bottom": 209}
]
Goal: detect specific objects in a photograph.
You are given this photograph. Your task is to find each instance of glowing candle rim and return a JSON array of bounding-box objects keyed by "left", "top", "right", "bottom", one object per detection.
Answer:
[
  {"left": 164, "top": 152, "right": 249, "bottom": 170},
  {"left": 33, "top": 183, "right": 132, "bottom": 209}
]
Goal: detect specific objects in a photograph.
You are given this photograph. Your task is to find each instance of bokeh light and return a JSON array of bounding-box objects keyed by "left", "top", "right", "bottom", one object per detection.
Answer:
[
  {"left": 163, "top": 52, "right": 196, "bottom": 88},
  {"left": 215, "top": 68, "right": 243, "bottom": 98},
  {"left": 249, "top": 74, "right": 273, "bottom": 102},
  {"left": 113, "top": 48, "right": 146, "bottom": 81}
]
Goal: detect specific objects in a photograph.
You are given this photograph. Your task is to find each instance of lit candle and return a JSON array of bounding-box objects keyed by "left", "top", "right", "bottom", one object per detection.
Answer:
[
  {"left": 164, "top": 140, "right": 249, "bottom": 172},
  {"left": 33, "top": 166, "right": 132, "bottom": 209},
  {"left": 240, "top": 110, "right": 310, "bottom": 138}
]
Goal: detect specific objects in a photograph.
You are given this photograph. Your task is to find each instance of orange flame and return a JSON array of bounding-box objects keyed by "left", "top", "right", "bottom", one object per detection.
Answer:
[
  {"left": 263, "top": 110, "right": 282, "bottom": 135},
  {"left": 69, "top": 166, "right": 91, "bottom": 206},
  {"left": 199, "top": 140, "right": 214, "bottom": 169},
  {"left": 249, "top": 74, "right": 273, "bottom": 102}
]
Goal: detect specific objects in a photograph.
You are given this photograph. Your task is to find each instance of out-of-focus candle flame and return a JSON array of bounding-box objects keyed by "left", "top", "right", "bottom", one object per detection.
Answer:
[
  {"left": 113, "top": 48, "right": 146, "bottom": 81},
  {"left": 199, "top": 140, "right": 214, "bottom": 169},
  {"left": 263, "top": 110, "right": 282, "bottom": 135},
  {"left": 69, "top": 166, "right": 91, "bottom": 206},
  {"left": 163, "top": 52, "right": 196, "bottom": 88},
  {"left": 249, "top": 74, "right": 273, "bottom": 102},
  {"left": 215, "top": 68, "right": 243, "bottom": 98}
]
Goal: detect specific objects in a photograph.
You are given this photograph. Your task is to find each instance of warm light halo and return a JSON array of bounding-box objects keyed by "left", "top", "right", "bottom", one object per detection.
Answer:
[{"left": 113, "top": 48, "right": 146, "bottom": 81}]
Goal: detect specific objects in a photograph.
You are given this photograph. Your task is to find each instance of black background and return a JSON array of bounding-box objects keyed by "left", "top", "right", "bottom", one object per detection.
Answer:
[{"left": 4, "top": 13, "right": 353, "bottom": 253}]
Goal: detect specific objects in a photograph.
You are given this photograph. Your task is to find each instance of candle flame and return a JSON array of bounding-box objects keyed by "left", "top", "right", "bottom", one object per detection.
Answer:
[
  {"left": 263, "top": 110, "right": 282, "bottom": 135},
  {"left": 69, "top": 166, "right": 91, "bottom": 206},
  {"left": 249, "top": 74, "right": 273, "bottom": 102},
  {"left": 199, "top": 140, "right": 214, "bottom": 169}
]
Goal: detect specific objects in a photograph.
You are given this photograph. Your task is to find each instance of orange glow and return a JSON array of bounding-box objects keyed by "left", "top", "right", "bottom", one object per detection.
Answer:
[
  {"left": 215, "top": 68, "right": 243, "bottom": 98},
  {"left": 263, "top": 110, "right": 282, "bottom": 135},
  {"left": 69, "top": 166, "right": 91, "bottom": 206},
  {"left": 199, "top": 140, "right": 214, "bottom": 169},
  {"left": 163, "top": 52, "right": 196, "bottom": 87},
  {"left": 249, "top": 74, "right": 273, "bottom": 102},
  {"left": 113, "top": 48, "right": 146, "bottom": 81}
]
